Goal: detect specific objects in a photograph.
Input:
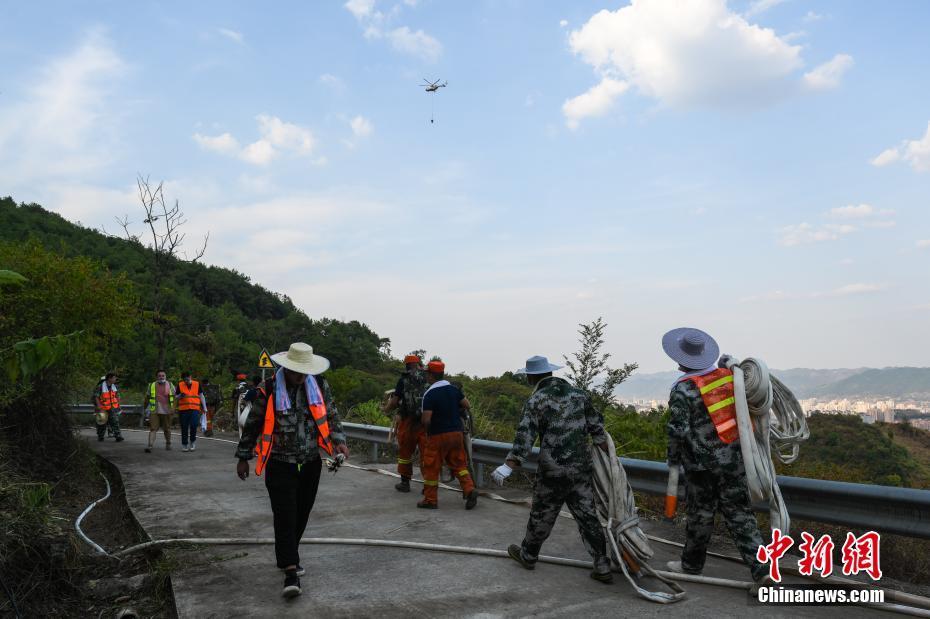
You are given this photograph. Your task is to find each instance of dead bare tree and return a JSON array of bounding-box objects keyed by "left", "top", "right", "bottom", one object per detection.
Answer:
[{"left": 116, "top": 175, "right": 209, "bottom": 368}]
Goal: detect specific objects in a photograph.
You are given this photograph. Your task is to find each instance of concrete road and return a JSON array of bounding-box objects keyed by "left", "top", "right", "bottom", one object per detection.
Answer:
[{"left": 84, "top": 429, "right": 882, "bottom": 618}]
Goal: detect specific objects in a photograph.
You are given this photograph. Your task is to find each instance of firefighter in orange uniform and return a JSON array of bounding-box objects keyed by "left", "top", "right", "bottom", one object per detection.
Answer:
[
  {"left": 417, "top": 360, "right": 477, "bottom": 510},
  {"left": 382, "top": 353, "right": 428, "bottom": 492}
]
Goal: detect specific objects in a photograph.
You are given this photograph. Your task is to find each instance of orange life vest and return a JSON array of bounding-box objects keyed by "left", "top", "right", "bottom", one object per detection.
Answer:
[
  {"left": 689, "top": 368, "right": 739, "bottom": 444},
  {"left": 254, "top": 381, "right": 334, "bottom": 476},
  {"left": 98, "top": 383, "right": 119, "bottom": 411},
  {"left": 178, "top": 380, "right": 202, "bottom": 411}
]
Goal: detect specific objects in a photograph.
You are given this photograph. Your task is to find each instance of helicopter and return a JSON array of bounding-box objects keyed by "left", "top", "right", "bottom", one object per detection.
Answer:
[{"left": 422, "top": 78, "right": 447, "bottom": 92}]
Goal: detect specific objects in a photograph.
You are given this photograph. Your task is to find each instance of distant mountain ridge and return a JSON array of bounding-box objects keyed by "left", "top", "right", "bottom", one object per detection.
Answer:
[{"left": 616, "top": 367, "right": 930, "bottom": 401}]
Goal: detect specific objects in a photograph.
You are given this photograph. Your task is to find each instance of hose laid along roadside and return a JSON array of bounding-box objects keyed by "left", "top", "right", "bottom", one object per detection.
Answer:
[{"left": 77, "top": 428, "right": 930, "bottom": 616}]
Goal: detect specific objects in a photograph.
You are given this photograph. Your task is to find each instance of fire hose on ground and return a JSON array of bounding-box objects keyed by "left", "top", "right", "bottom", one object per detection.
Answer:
[{"left": 76, "top": 429, "right": 930, "bottom": 616}]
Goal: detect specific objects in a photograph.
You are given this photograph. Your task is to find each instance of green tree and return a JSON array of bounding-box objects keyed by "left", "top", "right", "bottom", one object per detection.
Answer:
[{"left": 563, "top": 317, "right": 638, "bottom": 412}]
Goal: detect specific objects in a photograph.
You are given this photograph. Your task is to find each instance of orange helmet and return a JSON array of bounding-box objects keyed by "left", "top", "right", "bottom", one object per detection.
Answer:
[{"left": 427, "top": 360, "right": 445, "bottom": 373}]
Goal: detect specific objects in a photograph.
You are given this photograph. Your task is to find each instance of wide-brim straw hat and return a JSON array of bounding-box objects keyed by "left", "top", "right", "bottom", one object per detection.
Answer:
[
  {"left": 271, "top": 342, "right": 330, "bottom": 375},
  {"left": 515, "top": 355, "right": 563, "bottom": 375},
  {"left": 661, "top": 328, "right": 719, "bottom": 370}
]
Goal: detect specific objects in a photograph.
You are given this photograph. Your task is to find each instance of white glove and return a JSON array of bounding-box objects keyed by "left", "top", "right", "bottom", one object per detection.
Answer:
[{"left": 491, "top": 463, "right": 513, "bottom": 486}]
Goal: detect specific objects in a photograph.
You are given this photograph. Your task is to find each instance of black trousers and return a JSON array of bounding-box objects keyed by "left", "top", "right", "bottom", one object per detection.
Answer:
[{"left": 264, "top": 457, "right": 323, "bottom": 568}]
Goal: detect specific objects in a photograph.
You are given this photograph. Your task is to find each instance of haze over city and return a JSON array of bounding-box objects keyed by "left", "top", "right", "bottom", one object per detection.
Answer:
[{"left": 2, "top": 0, "right": 928, "bottom": 376}]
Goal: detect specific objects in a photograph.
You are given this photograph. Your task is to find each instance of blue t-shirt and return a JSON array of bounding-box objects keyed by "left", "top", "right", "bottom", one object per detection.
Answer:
[{"left": 421, "top": 383, "right": 465, "bottom": 435}]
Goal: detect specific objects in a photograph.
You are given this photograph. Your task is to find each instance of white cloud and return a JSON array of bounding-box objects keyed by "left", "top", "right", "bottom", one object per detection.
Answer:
[
  {"left": 218, "top": 28, "right": 244, "bottom": 44},
  {"left": 745, "top": 0, "right": 788, "bottom": 17},
  {"left": 871, "top": 148, "right": 900, "bottom": 167},
  {"left": 829, "top": 204, "right": 894, "bottom": 219},
  {"left": 802, "top": 11, "right": 824, "bottom": 23},
  {"left": 193, "top": 114, "right": 317, "bottom": 166},
  {"left": 345, "top": 0, "right": 441, "bottom": 62},
  {"left": 778, "top": 222, "right": 855, "bottom": 246},
  {"left": 871, "top": 122, "right": 930, "bottom": 172},
  {"left": 803, "top": 54, "right": 853, "bottom": 91},
  {"left": 825, "top": 283, "right": 886, "bottom": 297},
  {"left": 193, "top": 132, "right": 240, "bottom": 155},
  {"left": 559, "top": 19, "right": 569, "bottom": 28},
  {"left": 350, "top": 115, "right": 374, "bottom": 138},
  {"left": 345, "top": 0, "right": 377, "bottom": 20},
  {"left": 0, "top": 29, "right": 127, "bottom": 185},
  {"left": 918, "top": 240, "right": 930, "bottom": 249},
  {"left": 319, "top": 73, "right": 346, "bottom": 91},
  {"left": 562, "top": 78, "right": 629, "bottom": 129},
  {"left": 564, "top": 0, "right": 851, "bottom": 126},
  {"left": 385, "top": 26, "right": 442, "bottom": 62}
]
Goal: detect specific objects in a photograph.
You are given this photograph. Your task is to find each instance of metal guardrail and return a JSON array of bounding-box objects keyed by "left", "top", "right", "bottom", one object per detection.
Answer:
[
  {"left": 341, "top": 422, "right": 930, "bottom": 540},
  {"left": 68, "top": 406, "right": 930, "bottom": 539}
]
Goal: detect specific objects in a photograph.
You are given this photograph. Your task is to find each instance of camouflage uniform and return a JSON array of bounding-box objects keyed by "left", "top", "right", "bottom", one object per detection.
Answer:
[
  {"left": 236, "top": 375, "right": 347, "bottom": 463},
  {"left": 507, "top": 376, "right": 610, "bottom": 569},
  {"left": 667, "top": 379, "right": 767, "bottom": 581},
  {"left": 235, "top": 374, "right": 347, "bottom": 570}
]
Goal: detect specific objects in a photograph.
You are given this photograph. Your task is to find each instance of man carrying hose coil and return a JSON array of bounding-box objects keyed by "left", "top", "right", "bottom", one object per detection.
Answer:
[
  {"left": 491, "top": 355, "right": 613, "bottom": 584},
  {"left": 662, "top": 327, "right": 769, "bottom": 583}
]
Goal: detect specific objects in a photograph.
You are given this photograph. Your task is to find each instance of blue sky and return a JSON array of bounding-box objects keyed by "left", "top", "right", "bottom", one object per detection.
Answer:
[{"left": 1, "top": 0, "right": 928, "bottom": 376}]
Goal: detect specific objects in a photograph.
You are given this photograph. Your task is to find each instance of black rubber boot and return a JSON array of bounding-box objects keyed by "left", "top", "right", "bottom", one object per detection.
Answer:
[{"left": 395, "top": 477, "right": 411, "bottom": 493}]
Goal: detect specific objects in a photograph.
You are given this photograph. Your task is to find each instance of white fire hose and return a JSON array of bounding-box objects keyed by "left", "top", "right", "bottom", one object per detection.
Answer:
[{"left": 723, "top": 355, "right": 809, "bottom": 534}]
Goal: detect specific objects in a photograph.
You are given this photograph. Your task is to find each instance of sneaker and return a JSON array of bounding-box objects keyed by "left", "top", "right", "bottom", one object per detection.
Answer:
[
  {"left": 182, "top": 445, "right": 190, "bottom": 452},
  {"left": 666, "top": 560, "right": 702, "bottom": 575},
  {"left": 395, "top": 478, "right": 411, "bottom": 493},
  {"left": 590, "top": 567, "right": 613, "bottom": 584},
  {"left": 464, "top": 489, "right": 478, "bottom": 510},
  {"left": 416, "top": 500, "right": 438, "bottom": 509},
  {"left": 115, "top": 436, "right": 124, "bottom": 442},
  {"left": 507, "top": 544, "right": 536, "bottom": 570},
  {"left": 190, "top": 442, "right": 196, "bottom": 452},
  {"left": 145, "top": 447, "right": 152, "bottom": 453},
  {"left": 282, "top": 570, "right": 301, "bottom": 598},
  {"left": 280, "top": 565, "right": 306, "bottom": 577}
]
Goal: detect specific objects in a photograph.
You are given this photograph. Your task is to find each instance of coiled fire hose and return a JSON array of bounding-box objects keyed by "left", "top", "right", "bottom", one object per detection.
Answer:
[{"left": 724, "top": 355, "right": 809, "bottom": 534}]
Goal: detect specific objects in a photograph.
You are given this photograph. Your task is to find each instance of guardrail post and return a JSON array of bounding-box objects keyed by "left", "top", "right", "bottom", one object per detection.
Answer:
[
  {"left": 370, "top": 442, "right": 379, "bottom": 463},
  {"left": 475, "top": 463, "right": 484, "bottom": 488}
]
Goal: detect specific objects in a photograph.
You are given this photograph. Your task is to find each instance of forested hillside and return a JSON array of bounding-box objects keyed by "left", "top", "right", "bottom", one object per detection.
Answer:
[{"left": 0, "top": 197, "right": 392, "bottom": 392}]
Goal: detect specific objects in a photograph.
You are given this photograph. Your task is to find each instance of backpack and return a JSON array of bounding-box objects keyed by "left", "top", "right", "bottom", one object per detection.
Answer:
[{"left": 400, "top": 370, "right": 428, "bottom": 418}]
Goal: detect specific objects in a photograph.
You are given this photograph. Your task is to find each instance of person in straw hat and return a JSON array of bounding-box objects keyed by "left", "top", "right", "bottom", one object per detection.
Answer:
[
  {"left": 236, "top": 342, "right": 350, "bottom": 598},
  {"left": 491, "top": 355, "right": 613, "bottom": 584},
  {"left": 661, "top": 327, "right": 768, "bottom": 583}
]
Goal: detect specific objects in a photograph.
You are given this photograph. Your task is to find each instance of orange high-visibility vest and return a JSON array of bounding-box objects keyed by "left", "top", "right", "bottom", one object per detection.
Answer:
[
  {"left": 178, "top": 380, "right": 202, "bottom": 411},
  {"left": 254, "top": 381, "right": 334, "bottom": 476},
  {"left": 98, "top": 384, "right": 120, "bottom": 411},
  {"left": 688, "top": 368, "right": 739, "bottom": 444}
]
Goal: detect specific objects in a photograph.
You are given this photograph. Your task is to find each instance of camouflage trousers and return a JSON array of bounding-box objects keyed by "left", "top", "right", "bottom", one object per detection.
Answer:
[
  {"left": 521, "top": 474, "right": 609, "bottom": 569},
  {"left": 95, "top": 409, "right": 122, "bottom": 439},
  {"left": 681, "top": 468, "right": 766, "bottom": 581}
]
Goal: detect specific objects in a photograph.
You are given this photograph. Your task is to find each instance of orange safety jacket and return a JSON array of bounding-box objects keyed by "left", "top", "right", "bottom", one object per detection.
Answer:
[
  {"left": 689, "top": 368, "right": 739, "bottom": 444},
  {"left": 254, "top": 382, "right": 334, "bottom": 476},
  {"left": 98, "top": 384, "right": 120, "bottom": 411},
  {"left": 177, "top": 380, "right": 202, "bottom": 412}
]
